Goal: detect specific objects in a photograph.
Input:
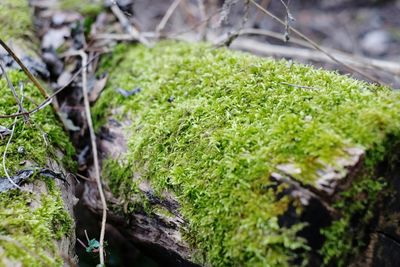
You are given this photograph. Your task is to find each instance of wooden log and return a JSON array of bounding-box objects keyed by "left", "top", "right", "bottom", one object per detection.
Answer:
[
  {"left": 0, "top": 0, "right": 77, "bottom": 266},
  {"left": 84, "top": 42, "right": 400, "bottom": 266}
]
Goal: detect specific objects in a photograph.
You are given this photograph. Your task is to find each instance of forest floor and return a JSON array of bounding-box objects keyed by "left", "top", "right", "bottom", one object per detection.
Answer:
[{"left": 17, "top": 0, "right": 400, "bottom": 266}]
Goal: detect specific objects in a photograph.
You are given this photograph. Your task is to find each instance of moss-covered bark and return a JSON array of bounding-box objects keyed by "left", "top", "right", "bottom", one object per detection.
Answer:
[
  {"left": 91, "top": 41, "right": 400, "bottom": 266},
  {"left": 0, "top": 0, "right": 77, "bottom": 266}
]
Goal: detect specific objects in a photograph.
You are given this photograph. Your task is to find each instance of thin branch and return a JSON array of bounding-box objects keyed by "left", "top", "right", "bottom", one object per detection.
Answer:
[
  {"left": 219, "top": 0, "right": 250, "bottom": 47},
  {"left": 0, "top": 38, "right": 49, "bottom": 98},
  {"left": 279, "top": 0, "right": 294, "bottom": 42},
  {"left": 0, "top": 61, "right": 29, "bottom": 123},
  {"left": 280, "top": 82, "right": 321, "bottom": 90},
  {"left": 110, "top": 2, "right": 150, "bottom": 46},
  {"left": 249, "top": 0, "right": 383, "bottom": 85},
  {"left": 230, "top": 38, "right": 400, "bottom": 78},
  {"left": 196, "top": 0, "right": 207, "bottom": 40},
  {"left": 156, "top": 0, "right": 182, "bottom": 34},
  {"left": 78, "top": 50, "right": 107, "bottom": 266},
  {"left": 2, "top": 84, "right": 25, "bottom": 189}
]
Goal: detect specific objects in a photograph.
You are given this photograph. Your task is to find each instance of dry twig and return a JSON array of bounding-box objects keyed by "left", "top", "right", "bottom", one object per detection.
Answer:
[
  {"left": 2, "top": 83, "right": 25, "bottom": 189},
  {"left": 156, "top": 0, "right": 182, "bottom": 35},
  {"left": 196, "top": 0, "right": 207, "bottom": 40},
  {"left": 249, "top": 0, "right": 383, "bottom": 85},
  {"left": 0, "top": 61, "right": 28, "bottom": 121},
  {"left": 0, "top": 38, "right": 49, "bottom": 98},
  {"left": 110, "top": 2, "right": 150, "bottom": 46},
  {"left": 231, "top": 38, "right": 400, "bottom": 77},
  {"left": 78, "top": 50, "right": 107, "bottom": 266}
]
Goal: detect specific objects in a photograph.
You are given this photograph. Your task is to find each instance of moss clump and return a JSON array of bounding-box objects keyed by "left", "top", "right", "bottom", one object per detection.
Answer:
[
  {"left": 320, "top": 176, "right": 386, "bottom": 266},
  {"left": 59, "top": 0, "right": 103, "bottom": 16},
  {"left": 0, "top": 71, "right": 76, "bottom": 176},
  {"left": 0, "top": 0, "right": 31, "bottom": 41},
  {"left": 0, "top": 71, "right": 75, "bottom": 265},
  {"left": 0, "top": 179, "right": 73, "bottom": 267},
  {"left": 94, "top": 41, "right": 400, "bottom": 266}
]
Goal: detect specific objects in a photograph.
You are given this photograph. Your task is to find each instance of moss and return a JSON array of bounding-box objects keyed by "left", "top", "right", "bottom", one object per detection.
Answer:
[
  {"left": 0, "top": 71, "right": 76, "bottom": 176},
  {"left": 94, "top": 41, "right": 400, "bottom": 266},
  {"left": 59, "top": 0, "right": 103, "bottom": 16},
  {"left": 0, "top": 72, "right": 75, "bottom": 266},
  {"left": 320, "top": 176, "right": 386, "bottom": 266},
  {"left": 0, "top": 0, "right": 31, "bottom": 41},
  {"left": 0, "top": 178, "right": 72, "bottom": 267}
]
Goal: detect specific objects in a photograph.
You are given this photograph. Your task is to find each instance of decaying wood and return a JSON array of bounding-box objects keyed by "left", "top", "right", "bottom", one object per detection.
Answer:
[
  {"left": 0, "top": 12, "right": 78, "bottom": 267},
  {"left": 83, "top": 115, "right": 197, "bottom": 265},
  {"left": 81, "top": 108, "right": 400, "bottom": 266}
]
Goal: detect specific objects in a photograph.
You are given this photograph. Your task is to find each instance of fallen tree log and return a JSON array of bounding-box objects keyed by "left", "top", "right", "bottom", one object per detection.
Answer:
[
  {"left": 0, "top": 0, "right": 77, "bottom": 265},
  {"left": 84, "top": 42, "right": 400, "bottom": 266}
]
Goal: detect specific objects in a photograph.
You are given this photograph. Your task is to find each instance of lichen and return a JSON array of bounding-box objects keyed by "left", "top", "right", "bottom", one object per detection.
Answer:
[{"left": 94, "top": 41, "right": 400, "bottom": 266}]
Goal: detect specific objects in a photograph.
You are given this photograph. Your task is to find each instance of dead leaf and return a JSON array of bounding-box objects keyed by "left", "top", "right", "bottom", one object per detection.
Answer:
[{"left": 89, "top": 74, "right": 108, "bottom": 103}]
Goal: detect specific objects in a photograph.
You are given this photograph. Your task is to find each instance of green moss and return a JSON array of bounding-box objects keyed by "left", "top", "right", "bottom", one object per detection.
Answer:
[
  {"left": 94, "top": 41, "right": 400, "bottom": 266},
  {"left": 320, "top": 177, "right": 386, "bottom": 266},
  {"left": 0, "top": 178, "right": 72, "bottom": 267},
  {"left": 0, "top": 71, "right": 76, "bottom": 176},
  {"left": 59, "top": 0, "right": 103, "bottom": 16},
  {"left": 0, "top": 0, "right": 31, "bottom": 41},
  {"left": 0, "top": 71, "right": 75, "bottom": 265}
]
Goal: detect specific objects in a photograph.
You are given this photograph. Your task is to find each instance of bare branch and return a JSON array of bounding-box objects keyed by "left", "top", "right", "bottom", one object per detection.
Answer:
[
  {"left": 156, "top": 0, "right": 182, "bottom": 34},
  {"left": 249, "top": 0, "right": 384, "bottom": 85},
  {"left": 78, "top": 50, "right": 107, "bottom": 266},
  {"left": 110, "top": 2, "right": 150, "bottom": 46}
]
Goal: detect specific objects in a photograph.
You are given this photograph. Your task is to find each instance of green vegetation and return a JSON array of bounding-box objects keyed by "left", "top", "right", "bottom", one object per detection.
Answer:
[
  {"left": 0, "top": 2, "right": 76, "bottom": 264},
  {"left": 320, "top": 176, "right": 386, "bottom": 266},
  {"left": 94, "top": 41, "right": 400, "bottom": 266},
  {"left": 0, "top": 70, "right": 75, "bottom": 266},
  {"left": 0, "top": 70, "right": 75, "bottom": 267},
  {"left": 0, "top": 71, "right": 76, "bottom": 176},
  {"left": 0, "top": 0, "right": 31, "bottom": 40},
  {"left": 59, "top": 0, "right": 103, "bottom": 16},
  {"left": 0, "top": 179, "right": 73, "bottom": 267}
]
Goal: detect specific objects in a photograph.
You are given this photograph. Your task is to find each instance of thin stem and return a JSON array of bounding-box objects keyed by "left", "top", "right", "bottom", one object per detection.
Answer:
[
  {"left": 156, "top": 0, "right": 182, "bottom": 34},
  {"left": 79, "top": 51, "right": 107, "bottom": 266},
  {"left": 249, "top": 0, "right": 383, "bottom": 85},
  {"left": 0, "top": 38, "right": 49, "bottom": 98}
]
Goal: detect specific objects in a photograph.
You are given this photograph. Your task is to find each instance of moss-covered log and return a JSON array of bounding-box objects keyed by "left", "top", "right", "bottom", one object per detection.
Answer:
[
  {"left": 86, "top": 42, "right": 400, "bottom": 266},
  {"left": 0, "top": 0, "right": 77, "bottom": 266}
]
